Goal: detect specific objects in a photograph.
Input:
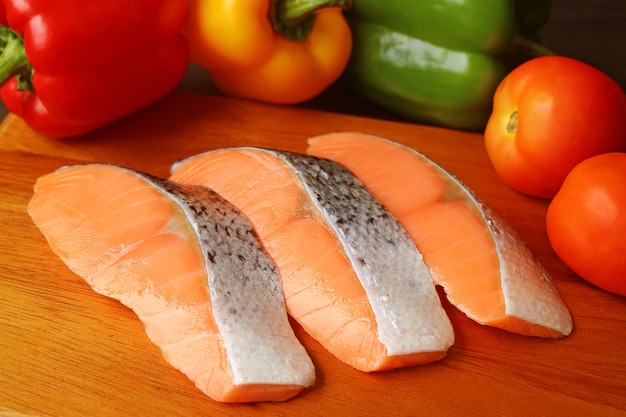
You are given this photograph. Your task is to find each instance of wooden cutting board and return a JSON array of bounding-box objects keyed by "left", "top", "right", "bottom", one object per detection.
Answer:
[{"left": 1, "top": 92, "right": 625, "bottom": 417}]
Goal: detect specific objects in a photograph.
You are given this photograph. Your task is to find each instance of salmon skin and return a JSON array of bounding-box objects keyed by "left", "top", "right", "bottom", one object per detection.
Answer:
[
  {"left": 307, "top": 132, "right": 573, "bottom": 338},
  {"left": 170, "top": 148, "right": 455, "bottom": 372},
  {"left": 27, "top": 164, "right": 315, "bottom": 402}
]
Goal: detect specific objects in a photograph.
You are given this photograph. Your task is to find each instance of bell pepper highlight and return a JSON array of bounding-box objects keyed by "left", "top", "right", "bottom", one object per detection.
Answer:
[
  {"left": 0, "top": 0, "right": 190, "bottom": 138},
  {"left": 185, "top": 0, "right": 352, "bottom": 104}
]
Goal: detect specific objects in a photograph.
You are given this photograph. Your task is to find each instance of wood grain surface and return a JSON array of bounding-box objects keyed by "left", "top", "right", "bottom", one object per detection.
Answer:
[{"left": 1, "top": 92, "right": 625, "bottom": 417}]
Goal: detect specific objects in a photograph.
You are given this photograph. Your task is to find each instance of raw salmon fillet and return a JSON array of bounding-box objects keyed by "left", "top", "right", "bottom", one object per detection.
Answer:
[
  {"left": 27, "top": 164, "right": 315, "bottom": 402},
  {"left": 170, "top": 148, "right": 455, "bottom": 372},
  {"left": 307, "top": 132, "right": 573, "bottom": 338}
]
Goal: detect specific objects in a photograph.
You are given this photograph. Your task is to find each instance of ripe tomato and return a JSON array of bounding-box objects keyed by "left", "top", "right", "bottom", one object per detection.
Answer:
[
  {"left": 546, "top": 153, "right": 626, "bottom": 296},
  {"left": 484, "top": 56, "right": 626, "bottom": 198}
]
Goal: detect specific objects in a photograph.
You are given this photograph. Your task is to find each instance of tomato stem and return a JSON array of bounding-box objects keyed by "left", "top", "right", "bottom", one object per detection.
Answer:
[{"left": 507, "top": 111, "right": 518, "bottom": 134}]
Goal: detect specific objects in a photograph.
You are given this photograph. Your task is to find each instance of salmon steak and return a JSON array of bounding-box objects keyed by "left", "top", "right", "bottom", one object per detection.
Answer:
[
  {"left": 27, "top": 164, "right": 315, "bottom": 402},
  {"left": 170, "top": 148, "right": 455, "bottom": 372},
  {"left": 307, "top": 132, "right": 573, "bottom": 338}
]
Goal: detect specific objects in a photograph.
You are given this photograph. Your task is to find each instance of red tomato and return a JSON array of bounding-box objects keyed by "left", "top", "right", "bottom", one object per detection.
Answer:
[
  {"left": 484, "top": 56, "right": 626, "bottom": 198},
  {"left": 546, "top": 153, "right": 626, "bottom": 296}
]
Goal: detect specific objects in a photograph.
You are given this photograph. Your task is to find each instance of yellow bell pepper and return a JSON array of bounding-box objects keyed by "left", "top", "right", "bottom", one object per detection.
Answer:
[{"left": 185, "top": 0, "right": 352, "bottom": 104}]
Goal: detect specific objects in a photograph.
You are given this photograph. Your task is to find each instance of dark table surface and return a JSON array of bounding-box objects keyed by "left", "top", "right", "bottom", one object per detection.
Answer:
[{"left": 1, "top": 0, "right": 624, "bottom": 123}]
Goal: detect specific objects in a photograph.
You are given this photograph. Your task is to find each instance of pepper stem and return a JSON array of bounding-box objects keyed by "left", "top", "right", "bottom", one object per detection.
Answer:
[
  {"left": 503, "top": 33, "right": 557, "bottom": 69},
  {"left": 271, "top": 0, "right": 351, "bottom": 41},
  {"left": 0, "top": 25, "right": 33, "bottom": 91},
  {"left": 510, "top": 33, "right": 556, "bottom": 58}
]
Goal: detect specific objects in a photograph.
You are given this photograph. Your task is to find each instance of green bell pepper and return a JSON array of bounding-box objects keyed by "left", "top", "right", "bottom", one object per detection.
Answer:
[{"left": 344, "top": 0, "right": 553, "bottom": 131}]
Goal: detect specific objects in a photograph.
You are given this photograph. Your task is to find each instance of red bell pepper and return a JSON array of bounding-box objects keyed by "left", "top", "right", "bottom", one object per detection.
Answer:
[{"left": 0, "top": 0, "right": 189, "bottom": 138}]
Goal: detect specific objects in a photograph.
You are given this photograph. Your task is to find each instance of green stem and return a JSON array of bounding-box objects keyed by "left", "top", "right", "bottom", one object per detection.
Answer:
[
  {"left": 510, "top": 32, "right": 556, "bottom": 58},
  {"left": 502, "top": 32, "right": 557, "bottom": 70},
  {"left": 271, "top": 0, "right": 351, "bottom": 41},
  {"left": 0, "top": 25, "right": 33, "bottom": 91},
  {"left": 502, "top": 34, "right": 556, "bottom": 71}
]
